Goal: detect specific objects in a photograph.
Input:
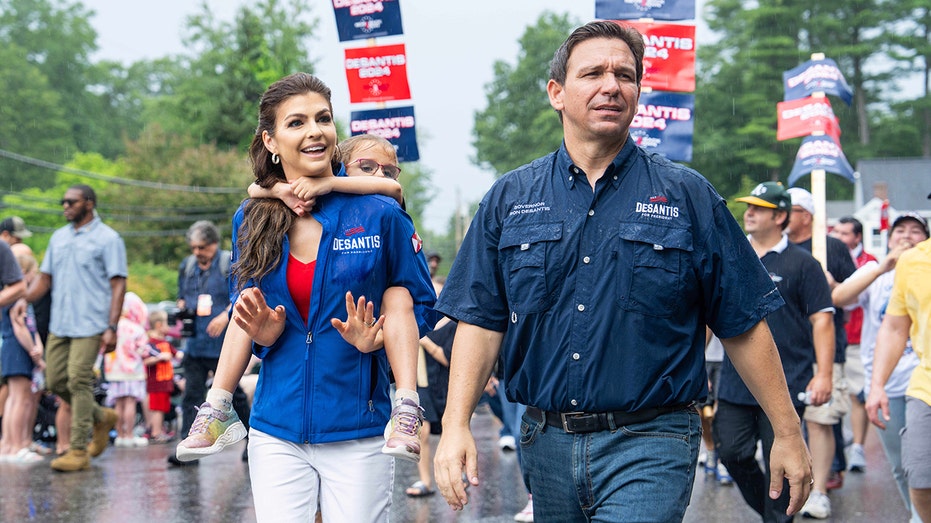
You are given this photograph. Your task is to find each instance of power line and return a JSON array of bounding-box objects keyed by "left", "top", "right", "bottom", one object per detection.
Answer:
[
  {"left": 0, "top": 190, "right": 236, "bottom": 214},
  {"left": 0, "top": 202, "right": 231, "bottom": 222},
  {"left": 0, "top": 148, "right": 244, "bottom": 194}
]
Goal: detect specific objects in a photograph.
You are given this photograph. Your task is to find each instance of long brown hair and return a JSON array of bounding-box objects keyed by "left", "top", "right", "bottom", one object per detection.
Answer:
[{"left": 234, "top": 73, "right": 342, "bottom": 289}]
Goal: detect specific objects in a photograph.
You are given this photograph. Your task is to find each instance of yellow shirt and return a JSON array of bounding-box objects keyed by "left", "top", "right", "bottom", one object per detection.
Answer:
[{"left": 887, "top": 237, "right": 931, "bottom": 405}]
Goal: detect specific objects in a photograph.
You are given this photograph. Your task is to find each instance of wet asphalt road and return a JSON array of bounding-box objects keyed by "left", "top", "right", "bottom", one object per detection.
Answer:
[{"left": 0, "top": 404, "right": 911, "bottom": 522}]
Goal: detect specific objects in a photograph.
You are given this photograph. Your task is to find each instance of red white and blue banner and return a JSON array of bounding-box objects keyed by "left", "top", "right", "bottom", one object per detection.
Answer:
[
  {"left": 344, "top": 43, "right": 411, "bottom": 103},
  {"left": 623, "top": 21, "right": 695, "bottom": 92},
  {"left": 783, "top": 58, "right": 853, "bottom": 106},
  {"left": 332, "top": 0, "right": 404, "bottom": 42},
  {"left": 776, "top": 96, "right": 841, "bottom": 142},
  {"left": 350, "top": 106, "right": 420, "bottom": 162},
  {"left": 787, "top": 135, "right": 855, "bottom": 186},
  {"left": 596, "top": 0, "right": 696, "bottom": 21},
  {"left": 631, "top": 91, "right": 694, "bottom": 162}
]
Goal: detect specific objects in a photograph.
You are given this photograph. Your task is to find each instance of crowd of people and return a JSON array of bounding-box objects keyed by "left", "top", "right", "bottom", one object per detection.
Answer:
[{"left": 1, "top": 19, "right": 930, "bottom": 523}]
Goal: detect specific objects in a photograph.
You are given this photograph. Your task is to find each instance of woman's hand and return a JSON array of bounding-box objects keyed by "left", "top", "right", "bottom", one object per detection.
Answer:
[{"left": 331, "top": 291, "right": 385, "bottom": 354}]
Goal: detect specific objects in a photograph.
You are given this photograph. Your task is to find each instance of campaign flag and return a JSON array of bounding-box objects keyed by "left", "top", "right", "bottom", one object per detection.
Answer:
[
  {"left": 776, "top": 96, "right": 841, "bottom": 142},
  {"left": 332, "top": 0, "right": 404, "bottom": 42},
  {"left": 350, "top": 106, "right": 420, "bottom": 162},
  {"left": 596, "top": 0, "right": 696, "bottom": 21},
  {"left": 344, "top": 44, "right": 411, "bottom": 103},
  {"left": 623, "top": 21, "right": 695, "bottom": 92},
  {"left": 787, "top": 135, "right": 855, "bottom": 186},
  {"left": 631, "top": 91, "right": 694, "bottom": 162},
  {"left": 783, "top": 58, "right": 853, "bottom": 106}
]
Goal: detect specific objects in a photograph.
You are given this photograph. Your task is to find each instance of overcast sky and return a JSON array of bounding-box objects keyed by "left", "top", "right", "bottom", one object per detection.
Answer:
[{"left": 82, "top": 1, "right": 709, "bottom": 232}]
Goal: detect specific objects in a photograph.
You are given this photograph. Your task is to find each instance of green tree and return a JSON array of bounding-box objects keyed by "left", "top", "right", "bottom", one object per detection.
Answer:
[{"left": 472, "top": 12, "right": 578, "bottom": 177}]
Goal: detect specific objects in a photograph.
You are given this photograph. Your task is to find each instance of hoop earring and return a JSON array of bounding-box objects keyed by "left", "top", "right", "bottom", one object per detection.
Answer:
[{"left": 271, "top": 153, "right": 280, "bottom": 165}]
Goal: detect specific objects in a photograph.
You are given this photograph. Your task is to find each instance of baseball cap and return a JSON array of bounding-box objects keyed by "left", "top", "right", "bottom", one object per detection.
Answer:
[
  {"left": 891, "top": 212, "right": 929, "bottom": 237},
  {"left": 787, "top": 187, "right": 815, "bottom": 215},
  {"left": 735, "top": 182, "right": 791, "bottom": 211},
  {"left": 0, "top": 216, "right": 32, "bottom": 239}
]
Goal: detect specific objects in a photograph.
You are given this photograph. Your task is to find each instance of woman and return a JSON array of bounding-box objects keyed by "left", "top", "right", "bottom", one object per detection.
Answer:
[{"left": 226, "top": 73, "right": 436, "bottom": 522}]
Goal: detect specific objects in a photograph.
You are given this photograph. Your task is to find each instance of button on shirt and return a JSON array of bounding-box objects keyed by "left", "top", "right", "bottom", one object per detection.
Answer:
[{"left": 436, "top": 138, "right": 784, "bottom": 413}]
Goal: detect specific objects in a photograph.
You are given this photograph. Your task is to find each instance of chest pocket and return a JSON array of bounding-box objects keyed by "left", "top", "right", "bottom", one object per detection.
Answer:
[
  {"left": 498, "top": 222, "right": 562, "bottom": 314},
  {"left": 616, "top": 223, "right": 693, "bottom": 318}
]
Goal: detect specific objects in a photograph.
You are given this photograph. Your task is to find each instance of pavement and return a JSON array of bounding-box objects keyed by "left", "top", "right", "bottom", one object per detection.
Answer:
[{"left": 0, "top": 404, "right": 911, "bottom": 522}]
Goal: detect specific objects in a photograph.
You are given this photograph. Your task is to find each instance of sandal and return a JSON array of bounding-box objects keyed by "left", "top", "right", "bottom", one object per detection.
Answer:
[{"left": 405, "top": 480, "right": 435, "bottom": 497}]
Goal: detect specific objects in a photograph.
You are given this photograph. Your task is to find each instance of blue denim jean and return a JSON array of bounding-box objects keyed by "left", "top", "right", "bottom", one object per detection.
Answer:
[{"left": 519, "top": 407, "right": 700, "bottom": 522}]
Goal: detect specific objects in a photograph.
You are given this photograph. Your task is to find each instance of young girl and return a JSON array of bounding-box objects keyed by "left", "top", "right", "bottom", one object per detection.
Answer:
[
  {"left": 143, "top": 310, "right": 180, "bottom": 443},
  {"left": 0, "top": 246, "right": 43, "bottom": 463},
  {"left": 104, "top": 292, "right": 149, "bottom": 447},
  {"left": 177, "top": 133, "right": 429, "bottom": 464}
]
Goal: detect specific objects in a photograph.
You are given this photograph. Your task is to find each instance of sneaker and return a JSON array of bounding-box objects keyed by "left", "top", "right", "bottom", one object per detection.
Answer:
[
  {"left": 87, "top": 408, "right": 118, "bottom": 457},
  {"left": 114, "top": 437, "right": 133, "bottom": 448},
  {"left": 50, "top": 449, "right": 90, "bottom": 472},
  {"left": 848, "top": 443, "right": 866, "bottom": 472},
  {"left": 381, "top": 398, "right": 423, "bottom": 463},
  {"left": 498, "top": 435, "right": 517, "bottom": 451},
  {"left": 698, "top": 448, "right": 708, "bottom": 466},
  {"left": 703, "top": 451, "right": 718, "bottom": 476},
  {"left": 132, "top": 436, "right": 149, "bottom": 447},
  {"left": 826, "top": 471, "right": 844, "bottom": 491},
  {"left": 514, "top": 494, "right": 534, "bottom": 522},
  {"left": 11, "top": 447, "right": 44, "bottom": 464},
  {"left": 800, "top": 490, "right": 831, "bottom": 519},
  {"left": 167, "top": 453, "right": 198, "bottom": 467},
  {"left": 175, "top": 402, "right": 247, "bottom": 462},
  {"left": 716, "top": 462, "right": 733, "bottom": 485}
]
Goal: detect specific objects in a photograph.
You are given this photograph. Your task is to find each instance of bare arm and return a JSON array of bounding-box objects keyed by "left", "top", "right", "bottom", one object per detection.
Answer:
[
  {"left": 720, "top": 320, "right": 812, "bottom": 516},
  {"left": 805, "top": 311, "right": 835, "bottom": 406},
  {"left": 434, "top": 322, "right": 503, "bottom": 510},
  {"left": 248, "top": 181, "right": 314, "bottom": 217},
  {"left": 24, "top": 272, "right": 50, "bottom": 304},
  {"left": 865, "top": 313, "right": 911, "bottom": 429},
  {"left": 101, "top": 276, "right": 127, "bottom": 353},
  {"left": 0, "top": 279, "right": 25, "bottom": 308},
  {"left": 291, "top": 176, "right": 403, "bottom": 205},
  {"left": 832, "top": 245, "right": 905, "bottom": 307}
]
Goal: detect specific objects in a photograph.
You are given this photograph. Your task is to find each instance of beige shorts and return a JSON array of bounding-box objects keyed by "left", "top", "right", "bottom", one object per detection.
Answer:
[
  {"left": 803, "top": 362, "right": 851, "bottom": 425},
  {"left": 844, "top": 344, "right": 866, "bottom": 394}
]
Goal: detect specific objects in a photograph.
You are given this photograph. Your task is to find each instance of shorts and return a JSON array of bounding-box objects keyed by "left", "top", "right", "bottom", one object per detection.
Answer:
[
  {"left": 844, "top": 344, "right": 865, "bottom": 394},
  {"left": 149, "top": 391, "right": 171, "bottom": 413},
  {"left": 803, "top": 363, "right": 851, "bottom": 425},
  {"left": 1, "top": 337, "right": 35, "bottom": 379},
  {"left": 902, "top": 396, "right": 931, "bottom": 489}
]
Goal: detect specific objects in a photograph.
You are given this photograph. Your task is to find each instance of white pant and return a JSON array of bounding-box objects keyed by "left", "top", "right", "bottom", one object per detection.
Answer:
[{"left": 248, "top": 428, "right": 394, "bottom": 523}]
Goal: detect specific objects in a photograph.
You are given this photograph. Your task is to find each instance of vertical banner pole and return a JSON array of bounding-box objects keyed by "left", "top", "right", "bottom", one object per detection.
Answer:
[{"left": 811, "top": 168, "right": 827, "bottom": 270}]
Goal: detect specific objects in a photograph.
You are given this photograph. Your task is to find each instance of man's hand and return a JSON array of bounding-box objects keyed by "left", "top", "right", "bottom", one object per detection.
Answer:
[
  {"left": 865, "top": 386, "right": 891, "bottom": 429},
  {"left": 330, "top": 291, "right": 384, "bottom": 353},
  {"left": 768, "top": 432, "right": 813, "bottom": 516},
  {"left": 233, "top": 288, "right": 285, "bottom": 346},
  {"left": 804, "top": 373, "right": 833, "bottom": 406},
  {"left": 433, "top": 426, "right": 480, "bottom": 510},
  {"left": 101, "top": 328, "right": 118, "bottom": 353},
  {"left": 206, "top": 311, "right": 230, "bottom": 337}
]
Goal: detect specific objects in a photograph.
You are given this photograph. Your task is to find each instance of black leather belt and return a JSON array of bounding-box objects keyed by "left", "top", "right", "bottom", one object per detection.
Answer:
[{"left": 526, "top": 403, "right": 693, "bottom": 434}]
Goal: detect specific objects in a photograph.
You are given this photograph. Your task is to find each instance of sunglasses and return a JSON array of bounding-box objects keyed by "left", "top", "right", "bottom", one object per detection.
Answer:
[
  {"left": 60, "top": 198, "right": 85, "bottom": 206},
  {"left": 352, "top": 158, "right": 401, "bottom": 180}
]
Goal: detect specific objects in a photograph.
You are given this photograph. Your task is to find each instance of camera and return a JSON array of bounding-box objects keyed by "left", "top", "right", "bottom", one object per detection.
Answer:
[{"left": 167, "top": 306, "right": 197, "bottom": 338}]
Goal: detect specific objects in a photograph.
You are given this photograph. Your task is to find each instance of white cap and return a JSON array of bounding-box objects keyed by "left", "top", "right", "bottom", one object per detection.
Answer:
[{"left": 787, "top": 187, "right": 815, "bottom": 215}]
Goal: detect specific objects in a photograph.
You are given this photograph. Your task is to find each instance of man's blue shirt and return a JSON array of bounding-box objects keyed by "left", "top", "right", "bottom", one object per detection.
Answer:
[
  {"left": 177, "top": 252, "right": 231, "bottom": 358},
  {"left": 436, "top": 138, "right": 784, "bottom": 413}
]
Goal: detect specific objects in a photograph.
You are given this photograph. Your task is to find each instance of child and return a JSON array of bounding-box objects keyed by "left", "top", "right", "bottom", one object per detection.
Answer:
[
  {"left": 176, "top": 134, "right": 428, "bottom": 463},
  {"left": 143, "top": 310, "right": 180, "bottom": 443},
  {"left": 0, "top": 247, "right": 44, "bottom": 463},
  {"left": 104, "top": 292, "right": 149, "bottom": 447}
]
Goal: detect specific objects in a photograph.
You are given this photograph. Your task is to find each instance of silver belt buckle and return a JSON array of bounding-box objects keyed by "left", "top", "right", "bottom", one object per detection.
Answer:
[{"left": 560, "top": 412, "right": 585, "bottom": 433}]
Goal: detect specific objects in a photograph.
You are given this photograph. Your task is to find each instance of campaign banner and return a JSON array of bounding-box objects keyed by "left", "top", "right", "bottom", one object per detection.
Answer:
[
  {"left": 783, "top": 58, "right": 853, "bottom": 106},
  {"left": 332, "top": 0, "right": 404, "bottom": 42},
  {"left": 350, "top": 106, "right": 420, "bottom": 162},
  {"left": 630, "top": 91, "right": 694, "bottom": 162},
  {"left": 344, "top": 44, "right": 411, "bottom": 103},
  {"left": 596, "top": 0, "right": 696, "bottom": 21},
  {"left": 623, "top": 21, "right": 695, "bottom": 92},
  {"left": 776, "top": 96, "right": 841, "bottom": 142},
  {"left": 787, "top": 135, "right": 855, "bottom": 186}
]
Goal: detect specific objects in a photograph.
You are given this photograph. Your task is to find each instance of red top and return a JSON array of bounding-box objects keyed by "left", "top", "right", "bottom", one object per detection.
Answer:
[
  {"left": 844, "top": 248, "right": 877, "bottom": 344},
  {"left": 287, "top": 254, "right": 316, "bottom": 324}
]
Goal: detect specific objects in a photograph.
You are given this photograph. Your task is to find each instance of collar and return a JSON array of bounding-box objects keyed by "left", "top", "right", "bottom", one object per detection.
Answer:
[
  {"left": 555, "top": 137, "right": 637, "bottom": 192},
  {"left": 71, "top": 212, "right": 101, "bottom": 234},
  {"left": 851, "top": 243, "right": 863, "bottom": 258},
  {"left": 747, "top": 232, "right": 790, "bottom": 255}
]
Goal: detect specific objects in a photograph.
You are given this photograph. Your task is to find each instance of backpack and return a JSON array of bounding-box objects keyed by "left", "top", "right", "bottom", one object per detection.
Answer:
[{"left": 184, "top": 250, "right": 231, "bottom": 279}]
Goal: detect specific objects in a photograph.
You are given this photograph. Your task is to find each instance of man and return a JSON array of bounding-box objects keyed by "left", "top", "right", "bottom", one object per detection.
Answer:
[
  {"left": 830, "top": 216, "right": 876, "bottom": 474},
  {"left": 432, "top": 21, "right": 812, "bottom": 522},
  {"left": 0, "top": 216, "right": 32, "bottom": 246},
  {"left": 425, "top": 251, "right": 441, "bottom": 279},
  {"left": 866, "top": 205, "right": 931, "bottom": 523},
  {"left": 834, "top": 212, "right": 928, "bottom": 520},
  {"left": 786, "top": 188, "right": 856, "bottom": 518},
  {"left": 24, "top": 184, "right": 124, "bottom": 472},
  {"left": 717, "top": 182, "right": 834, "bottom": 522},
  {"left": 168, "top": 220, "right": 249, "bottom": 466}
]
